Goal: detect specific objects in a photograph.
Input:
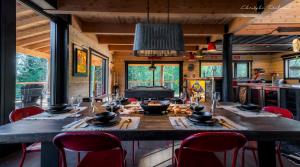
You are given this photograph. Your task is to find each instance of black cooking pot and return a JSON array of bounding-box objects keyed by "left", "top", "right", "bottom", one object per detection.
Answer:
[{"left": 140, "top": 100, "right": 170, "bottom": 115}]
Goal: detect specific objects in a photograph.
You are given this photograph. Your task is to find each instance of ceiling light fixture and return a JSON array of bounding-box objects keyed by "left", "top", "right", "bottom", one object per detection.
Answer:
[
  {"left": 133, "top": 0, "right": 185, "bottom": 57},
  {"left": 207, "top": 42, "right": 217, "bottom": 52}
]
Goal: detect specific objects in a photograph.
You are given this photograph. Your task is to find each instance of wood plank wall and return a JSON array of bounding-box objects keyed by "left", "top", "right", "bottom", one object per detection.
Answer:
[{"left": 68, "top": 26, "right": 112, "bottom": 98}]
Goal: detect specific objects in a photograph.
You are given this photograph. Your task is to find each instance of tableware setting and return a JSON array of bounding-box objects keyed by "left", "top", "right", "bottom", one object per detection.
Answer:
[{"left": 62, "top": 116, "right": 140, "bottom": 131}]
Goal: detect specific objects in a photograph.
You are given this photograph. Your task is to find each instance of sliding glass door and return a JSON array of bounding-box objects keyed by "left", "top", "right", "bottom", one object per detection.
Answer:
[{"left": 126, "top": 62, "right": 182, "bottom": 96}]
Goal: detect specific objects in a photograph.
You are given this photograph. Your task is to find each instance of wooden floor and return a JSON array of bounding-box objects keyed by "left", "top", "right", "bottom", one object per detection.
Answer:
[{"left": 0, "top": 141, "right": 298, "bottom": 167}]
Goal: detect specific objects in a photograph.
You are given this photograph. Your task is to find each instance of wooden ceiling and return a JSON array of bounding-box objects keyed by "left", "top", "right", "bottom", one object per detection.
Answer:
[
  {"left": 16, "top": 3, "right": 50, "bottom": 59},
  {"left": 19, "top": 0, "right": 300, "bottom": 54}
]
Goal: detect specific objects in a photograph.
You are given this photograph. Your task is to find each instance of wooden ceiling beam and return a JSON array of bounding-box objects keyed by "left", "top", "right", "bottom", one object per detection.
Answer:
[
  {"left": 108, "top": 45, "right": 198, "bottom": 51},
  {"left": 228, "top": 0, "right": 295, "bottom": 34},
  {"left": 47, "top": 0, "right": 261, "bottom": 15},
  {"left": 16, "top": 33, "right": 50, "bottom": 46},
  {"left": 17, "top": 16, "right": 49, "bottom": 30},
  {"left": 98, "top": 35, "right": 207, "bottom": 45},
  {"left": 17, "top": 46, "right": 50, "bottom": 60},
  {"left": 17, "top": 24, "right": 50, "bottom": 40},
  {"left": 83, "top": 22, "right": 224, "bottom": 35},
  {"left": 25, "top": 41, "right": 50, "bottom": 50},
  {"left": 36, "top": 46, "right": 51, "bottom": 53}
]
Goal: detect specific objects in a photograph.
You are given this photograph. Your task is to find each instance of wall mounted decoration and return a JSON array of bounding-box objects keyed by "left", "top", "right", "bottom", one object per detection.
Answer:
[{"left": 73, "top": 43, "right": 88, "bottom": 77}]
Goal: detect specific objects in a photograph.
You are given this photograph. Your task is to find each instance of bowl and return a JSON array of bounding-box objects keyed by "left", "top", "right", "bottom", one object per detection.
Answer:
[
  {"left": 189, "top": 111, "right": 212, "bottom": 122},
  {"left": 105, "top": 104, "right": 120, "bottom": 112},
  {"left": 117, "top": 98, "right": 130, "bottom": 105},
  {"left": 95, "top": 111, "right": 117, "bottom": 122},
  {"left": 140, "top": 100, "right": 170, "bottom": 114},
  {"left": 190, "top": 104, "right": 205, "bottom": 112},
  {"left": 170, "top": 97, "right": 184, "bottom": 104}
]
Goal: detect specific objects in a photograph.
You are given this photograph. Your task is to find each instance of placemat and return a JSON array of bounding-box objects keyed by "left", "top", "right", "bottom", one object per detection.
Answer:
[
  {"left": 62, "top": 116, "right": 140, "bottom": 131},
  {"left": 25, "top": 107, "right": 87, "bottom": 120},
  {"left": 169, "top": 116, "right": 247, "bottom": 130},
  {"left": 221, "top": 105, "right": 278, "bottom": 118}
]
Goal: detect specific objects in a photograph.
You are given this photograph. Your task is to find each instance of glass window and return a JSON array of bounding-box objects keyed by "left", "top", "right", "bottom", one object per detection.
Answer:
[
  {"left": 234, "top": 62, "right": 250, "bottom": 78},
  {"left": 127, "top": 63, "right": 181, "bottom": 96},
  {"left": 285, "top": 57, "right": 300, "bottom": 78},
  {"left": 90, "top": 53, "right": 108, "bottom": 97},
  {"left": 200, "top": 61, "right": 251, "bottom": 78},
  {"left": 200, "top": 62, "right": 223, "bottom": 77},
  {"left": 16, "top": 53, "right": 49, "bottom": 109}
]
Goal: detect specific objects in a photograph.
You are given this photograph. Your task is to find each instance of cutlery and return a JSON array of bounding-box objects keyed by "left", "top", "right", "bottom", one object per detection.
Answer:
[
  {"left": 125, "top": 118, "right": 132, "bottom": 129},
  {"left": 119, "top": 119, "right": 130, "bottom": 129},
  {"left": 178, "top": 118, "right": 188, "bottom": 128},
  {"left": 174, "top": 119, "right": 180, "bottom": 126},
  {"left": 219, "top": 119, "right": 236, "bottom": 129},
  {"left": 74, "top": 120, "right": 86, "bottom": 129}
]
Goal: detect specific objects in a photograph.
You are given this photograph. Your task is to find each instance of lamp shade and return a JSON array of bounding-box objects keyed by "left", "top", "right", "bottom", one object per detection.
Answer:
[
  {"left": 207, "top": 42, "right": 216, "bottom": 51},
  {"left": 133, "top": 23, "right": 185, "bottom": 56}
]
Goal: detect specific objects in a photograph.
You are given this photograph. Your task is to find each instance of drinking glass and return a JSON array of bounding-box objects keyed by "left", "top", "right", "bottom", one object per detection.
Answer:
[
  {"left": 76, "top": 95, "right": 82, "bottom": 109},
  {"left": 214, "top": 92, "right": 221, "bottom": 106},
  {"left": 69, "top": 96, "right": 76, "bottom": 109}
]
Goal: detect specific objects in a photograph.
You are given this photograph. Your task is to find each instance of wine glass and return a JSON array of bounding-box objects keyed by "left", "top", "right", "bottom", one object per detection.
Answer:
[
  {"left": 69, "top": 96, "right": 76, "bottom": 109},
  {"left": 214, "top": 92, "right": 221, "bottom": 106},
  {"left": 76, "top": 95, "right": 82, "bottom": 109}
]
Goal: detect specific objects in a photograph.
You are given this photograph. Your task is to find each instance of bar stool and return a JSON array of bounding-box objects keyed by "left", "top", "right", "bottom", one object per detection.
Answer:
[
  {"left": 53, "top": 132, "right": 126, "bottom": 167},
  {"left": 174, "top": 132, "right": 247, "bottom": 167},
  {"left": 9, "top": 106, "right": 44, "bottom": 167},
  {"left": 241, "top": 106, "right": 293, "bottom": 167}
]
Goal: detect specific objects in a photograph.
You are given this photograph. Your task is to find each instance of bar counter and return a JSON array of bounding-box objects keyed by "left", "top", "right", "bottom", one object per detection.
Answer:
[{"left": 237, "top": 83, "right": 300, "bottom": 120}]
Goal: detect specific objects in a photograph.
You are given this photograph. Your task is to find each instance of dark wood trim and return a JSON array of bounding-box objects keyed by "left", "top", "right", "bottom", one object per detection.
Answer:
[
  {"left": 125, "top": 61, "right": 183, "bottom": 95},
  {"left": 50, "top": 19, "right": 69, "bottom": 105},
  {"left": 88, "top": 48, "right": 109, "bottom": 97},
  {"left": 0, "top": 0, "right": 16, "bottom": 125}
]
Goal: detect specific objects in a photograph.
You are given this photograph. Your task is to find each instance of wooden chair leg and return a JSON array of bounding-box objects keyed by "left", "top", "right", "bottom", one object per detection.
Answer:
[{"left": 137, "top": 140, "right": 140, "bottom": 148}]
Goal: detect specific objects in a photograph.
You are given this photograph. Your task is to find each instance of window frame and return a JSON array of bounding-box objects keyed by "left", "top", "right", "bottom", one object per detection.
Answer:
[
  {"left": 125, "top": 61, "right": 183, "bottom": 94},
  {"left": 88, "top": 48, "right": 109, "bottom": 97},
  {"left": 283, "top": 56, "right": 300, "bottom": 80},
  {"left": 199, "top": 60, "right": 252, "bottom": 79}
]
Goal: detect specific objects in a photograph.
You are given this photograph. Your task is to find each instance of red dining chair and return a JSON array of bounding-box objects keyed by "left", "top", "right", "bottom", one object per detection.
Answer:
[
  {"left": 174, "top": 132, "right": 247, "bottom": 167},
  {"left": 241, "top": 106, "right": 293, "bottom": 167},
  {"left": 53, "top": 131, "right": 126, "bottom": 167},
  {"left": 9, "top": 106, "right": 44, "bottom": 167}
]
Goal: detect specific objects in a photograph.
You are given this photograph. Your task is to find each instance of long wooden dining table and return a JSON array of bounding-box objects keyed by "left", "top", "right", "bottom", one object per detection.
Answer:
[{"left": 1, "top": 104, "right": 300, "bottom": 167}]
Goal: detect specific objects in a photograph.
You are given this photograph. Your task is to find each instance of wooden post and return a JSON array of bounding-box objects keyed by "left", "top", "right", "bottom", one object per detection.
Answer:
[
  {"left": 222, "top": 33, "right": 233, "bottom": 102},
  {"left": 50, "top": 18, "right": 69, "bottom": 105},
  {"left": 0, "top": 0, "right": 16, "bottom": 124}
]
